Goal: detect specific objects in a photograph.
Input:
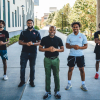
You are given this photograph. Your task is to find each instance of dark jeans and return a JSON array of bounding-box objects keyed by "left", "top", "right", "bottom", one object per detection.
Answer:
[{"left": 20, "top": 52, "right": 37, "bottom": 82}]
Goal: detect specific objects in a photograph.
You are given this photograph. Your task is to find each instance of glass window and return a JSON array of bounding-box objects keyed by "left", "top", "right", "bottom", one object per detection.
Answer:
[
  {"left": 20, "top": 15, "right": 21, "bottom": 27},
  {"left": 17, "top": 7, "right": 19, "bottom": 27},
  {"left": 12, "top": 12, "right": 14, "bottom": 27},
  {"left": 15, "top": 10, "right": 17, "bottom": 27},
  {"left": 13, "top": 0, "right": 15, "bottom": 4},
  {"left": 8, "top": 1, "right": 10, "bottom": 27}
]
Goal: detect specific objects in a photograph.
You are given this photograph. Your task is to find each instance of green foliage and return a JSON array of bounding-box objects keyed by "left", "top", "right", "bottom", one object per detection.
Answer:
[
  {"left": 7, "top": 35, "right": 20, "bottom": 47},
  {"left": 45, "top": 0, "right": 96, "bottom": 39},
  {"left": 34, "top": 25, "right": 40, "bottom": 30}
]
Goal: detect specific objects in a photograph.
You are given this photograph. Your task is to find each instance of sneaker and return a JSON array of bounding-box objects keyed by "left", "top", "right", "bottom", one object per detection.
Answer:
[
  {"left": 30, "top": 81, "right": 35, "bottom": 87},
  {"left": 94, "top": 73, "right": 99, "bottom": 79},
  {"left": 54, "top": 91, "right": 61, "bottom": 99},
  {"left": 65, "top": 83, "right": 72, "bottom": 90},
  {"left": 3, "top": 75, "right": 8, "bottom": 81},
  {"left": 18, "top": 81, "right": 25, "bottom": 87},
  {"left": 80, "top": 84, "right": 88, "bottom": 91},
  {"left": 43, "top": 92, "right": 51, "bottom": 99}
]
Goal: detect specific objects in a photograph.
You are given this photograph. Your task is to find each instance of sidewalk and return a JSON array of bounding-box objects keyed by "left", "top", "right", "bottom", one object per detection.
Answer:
[{"left": 0, "top": 27, "right": 100, "bottom": 100}]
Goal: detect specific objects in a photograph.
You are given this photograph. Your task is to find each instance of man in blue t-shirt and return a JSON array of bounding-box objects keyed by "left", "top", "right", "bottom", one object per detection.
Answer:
[
  {"left": 0, "top": 20, "right": 9, "bottom": 81},
  {"left": 18, "top": 19, "right": 41, "bottom": 87},
  {"left": 65, "top": 22, "right": 88, "bottom": 91}
]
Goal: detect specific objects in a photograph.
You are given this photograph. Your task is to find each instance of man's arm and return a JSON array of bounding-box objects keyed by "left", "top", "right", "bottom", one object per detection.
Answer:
[
  {"left": 53, "top": 46, "right": 64, "bottom": 52},
  {"left": 66, "top": 43, "right": 75, "bottom": 49},
  {"left": 19, "top": 40, "right": 30, "bottom": 46},
  {"left": 39, "top": 45, "right": 54, "bottom": 52},
  {"left": 94, "top": 38, "right": 100, "bottom": 43},
  {"left": 28, "top": 40, "right": 41, "bottom": 46},
  {"left": 0, "top": 38, "right": 9, "bottom": 46}
]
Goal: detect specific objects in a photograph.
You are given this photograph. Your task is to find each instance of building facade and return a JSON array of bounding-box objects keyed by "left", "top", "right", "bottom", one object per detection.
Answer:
[{"left": 0, "top": 0, "right": 35, "bottom": 33}]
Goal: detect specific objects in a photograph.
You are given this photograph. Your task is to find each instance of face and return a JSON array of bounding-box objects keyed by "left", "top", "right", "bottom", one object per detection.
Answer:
[
  {"left": 49, "top": 26, "right": 56, "bottom": 36},
  {"left": 0, "top": 22, "right": 4, "bottom": 28},
  {"left": 27, "top": 21, "right": 34, "bottom": 29},
  {"left": 72, "top": 24, "right": 80, "bottom": 33}
]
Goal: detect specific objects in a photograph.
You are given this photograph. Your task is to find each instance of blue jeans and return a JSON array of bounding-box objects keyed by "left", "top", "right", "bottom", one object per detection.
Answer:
[{"left": 20, "top": 52, "right": 37, "bottom": 82}]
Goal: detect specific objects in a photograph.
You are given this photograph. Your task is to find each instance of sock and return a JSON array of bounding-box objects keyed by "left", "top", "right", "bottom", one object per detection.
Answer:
[
  {"left": 82, "top": 81, "right": 85, "bottom": 85},
  {"left": 68, "top": 80, "right": 71, "bottom": 84},
  {"left": 96, "top": 72, "right": 98, "bottom": 74}
]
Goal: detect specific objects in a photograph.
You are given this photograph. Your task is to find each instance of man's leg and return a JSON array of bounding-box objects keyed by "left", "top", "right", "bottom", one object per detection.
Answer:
[
  {"left": 43, "top": 57, "right": 51, "bottom": 99},
  {"left": 52, "top": 57, "right": 61, "bottom": 99},
  {"left": 79, "top": 67, "right": 85, "bottom": 81},
  {"left": 95, "top": 61, "right": 99, "bottom": 72},
  {"left": 68, "top": 67, "right": 74, "bottom": 81},
  {"left": 1, "top": 50, "right": 8, "bottom": 80},
  {"left": 19, "top": 52, "right": 28, "bottom": 85},
  {"left": 2, "top": 59, "right": 7, "bottom": 75},
  {"left": 95, "top": 53, "right": 100, "bottom": 79},
  {"left": 29, "top": 53, "right": 37, "bottom": 87},
  {"left": 65, "top": 56, "right": 75, "bottom": 90}
]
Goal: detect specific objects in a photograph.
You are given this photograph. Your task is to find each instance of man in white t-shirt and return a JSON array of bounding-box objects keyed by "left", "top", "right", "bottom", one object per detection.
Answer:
[{"left": 65, "top": 22, "right": 88, "bottom": 91}]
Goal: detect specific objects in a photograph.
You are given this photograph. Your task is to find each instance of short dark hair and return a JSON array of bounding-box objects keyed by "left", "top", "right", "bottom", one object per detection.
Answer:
[
  {"left": 27, "top": 19, "right": 34, "bottom": 23},
  {"left": 0, "top": 20, "right": 5, "bottom": 26},
  {"left": 71, "top": 22, "right": 81, "bottom": 27}
]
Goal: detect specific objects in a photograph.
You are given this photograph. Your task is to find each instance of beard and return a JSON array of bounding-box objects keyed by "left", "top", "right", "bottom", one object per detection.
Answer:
[
  {"left": 49, "top": 34, "right": 55, "bottom": 37},
  {"left": 0, "top": 26, "right": 2, "bottom": 28},
  {"left": 28, "top": 26, "right": 33, "bottom": 29}
]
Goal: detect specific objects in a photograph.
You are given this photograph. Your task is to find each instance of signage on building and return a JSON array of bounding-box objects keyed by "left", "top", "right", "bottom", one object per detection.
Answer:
[{"left": 34, "top": 0, "right": 39, "bottom": 6}]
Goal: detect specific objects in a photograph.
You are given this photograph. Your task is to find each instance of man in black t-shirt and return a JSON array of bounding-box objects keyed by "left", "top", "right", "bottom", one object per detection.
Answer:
[
  {"left": 0, "top": 20, "right": 9, "bottom": 81},
  {"left": 94, "top": 23, "right": 100, "bottom": 79},
  {"left": 18, "top": 19, "right": 41, "bottom": 87},
  {"left": 39, "top": 26, "right": 64, "bottom": 99}
]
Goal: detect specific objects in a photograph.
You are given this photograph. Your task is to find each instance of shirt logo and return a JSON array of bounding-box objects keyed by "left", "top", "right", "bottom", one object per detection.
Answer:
[
  {"left": 79, "top": 37, "right": 81, "bottom": 38},
  {"left": 33, "top": 32, "right": 35, "bottom": 35}
]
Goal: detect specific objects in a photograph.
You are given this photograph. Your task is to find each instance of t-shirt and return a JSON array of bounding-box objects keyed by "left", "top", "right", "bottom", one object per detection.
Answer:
[
  {"left": 66, "top": 33, "right": 87, "bottom": 56},
  {"left": 19, "top": 28, "right": 41, "bottom": 53},
  {"left": 40, "top": 35, "right": 63, "bottom": 57},
  {"left": 94, "top": 31, "right": 100, "bottom": 53},
  {"left": 0, "top": 30, "right": 9, "bottom": 50}
]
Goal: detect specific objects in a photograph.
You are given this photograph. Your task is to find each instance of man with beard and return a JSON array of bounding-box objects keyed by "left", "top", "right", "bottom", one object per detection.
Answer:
[
  {"left": 65, "top": 22, "right": 88, "bottom": 91},
  {"left": 18, "top": 19, "right": 41, "bottom": 87},
  {"left": 39, "top": 26, "right": 64, "bottom": 99},
  {"left": 0, "top": 20, "right": 9, "bottom": 81}
]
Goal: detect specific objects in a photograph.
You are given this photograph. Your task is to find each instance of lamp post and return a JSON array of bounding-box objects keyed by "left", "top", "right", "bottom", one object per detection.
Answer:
[
  {"left": 61, "top": 12, "right": 63, "bottom": 31},
  {"left": 21, "top": 5, "right": 25, "bottom": 31}
]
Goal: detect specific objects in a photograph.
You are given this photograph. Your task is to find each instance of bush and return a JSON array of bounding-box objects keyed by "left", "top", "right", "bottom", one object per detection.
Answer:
[
  {"left": 34, "top": 26, "right": 40, "bottom": 30},
  {"left": 7, "top": 35, "right": 20, "bottom": 47}
]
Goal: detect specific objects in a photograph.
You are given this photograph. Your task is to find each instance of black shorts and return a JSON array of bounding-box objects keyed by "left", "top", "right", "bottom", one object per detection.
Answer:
[
  {"left": 67, "top": 56, "right": 85, "bottom": 67},
  {"left": 96, "top": 53, "right": 100, "bottom": 61}
]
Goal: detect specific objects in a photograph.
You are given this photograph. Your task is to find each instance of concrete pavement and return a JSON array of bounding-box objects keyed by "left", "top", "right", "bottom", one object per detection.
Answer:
[{"left": 0, "top": 27, "right": 100, "bottom": 100}]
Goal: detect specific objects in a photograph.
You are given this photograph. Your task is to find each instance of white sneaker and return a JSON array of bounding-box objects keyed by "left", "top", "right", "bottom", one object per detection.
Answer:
[{"left": 3, "top": 75, "right": 8, "bottom": 81}]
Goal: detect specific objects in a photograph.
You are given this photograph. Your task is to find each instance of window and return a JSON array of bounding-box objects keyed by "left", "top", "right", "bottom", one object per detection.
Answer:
[
  {"left": 15, "top": 10, "right": 17, "bottom": 27},
  {"left": 17, "top": 7, "right": 19, "bottom": 27},
  {"left": 3, "top": 0, "right": 5, "bottom": 21},
  {"left": 20, "top": 15, "right": 21, "bottom": 27},
  {"left": 13, "top": 0, "right": 15, "bottom": 4},
  {"left": 12, "top": 12, "right": 14, "bottom": 27},
  {"left": 8, "top": 1, "right": 10, "bottom": 27}
]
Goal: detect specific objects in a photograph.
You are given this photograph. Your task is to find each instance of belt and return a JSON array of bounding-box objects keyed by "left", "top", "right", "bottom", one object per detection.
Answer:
[{"left": 46, "top": 56, "right": 58, "bottom": 59}]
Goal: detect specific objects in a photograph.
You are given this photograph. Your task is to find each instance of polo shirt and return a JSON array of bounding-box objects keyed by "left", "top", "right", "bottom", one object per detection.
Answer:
[
  {"left": 0, "top": 30, "right": 9, "bottom": 50},
  {"left": 19, "top": 28, "right": 41, "bottom": 53},
  {"left": 94, "top": 31, "right": 100, "bottom": 53},
  {"left": 66, "top": 32, "right": 87, "bottom": 56},
  {"left": 40, "top": 35, "right": 63, "bottom": 57}
]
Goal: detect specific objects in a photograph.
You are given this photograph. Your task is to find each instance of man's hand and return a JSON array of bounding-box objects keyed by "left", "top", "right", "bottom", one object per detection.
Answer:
[
  {"left": 26, "top": 41, "right": 33, "bottom": 46},
  {"left": 0, "top": 41, "right": 5, "bottom": 46},
  {"left": 73, "top": 45, "right": 80, "bottom": 50},
  {"left": 48, "top": 46, "right": 57, "bottom": 52}
]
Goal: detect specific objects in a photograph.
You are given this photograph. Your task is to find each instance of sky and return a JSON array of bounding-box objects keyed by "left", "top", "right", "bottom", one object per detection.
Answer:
[{"left": 34, "top": 0, "right": 76, "bottom": 19}]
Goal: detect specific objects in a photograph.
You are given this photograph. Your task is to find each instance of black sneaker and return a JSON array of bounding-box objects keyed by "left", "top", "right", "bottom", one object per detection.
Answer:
[
  {"left": 54, "top": 91, "right": 61, "bottom": 99},
  {"left": 18, "top": 82, "right": 25, "bottom": 87},
  {"left": 30, "top": 81, "right": 35, "bottom": 87},
  {"left": 43, "top": 92, "right": 51, "bottom": 99}
]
